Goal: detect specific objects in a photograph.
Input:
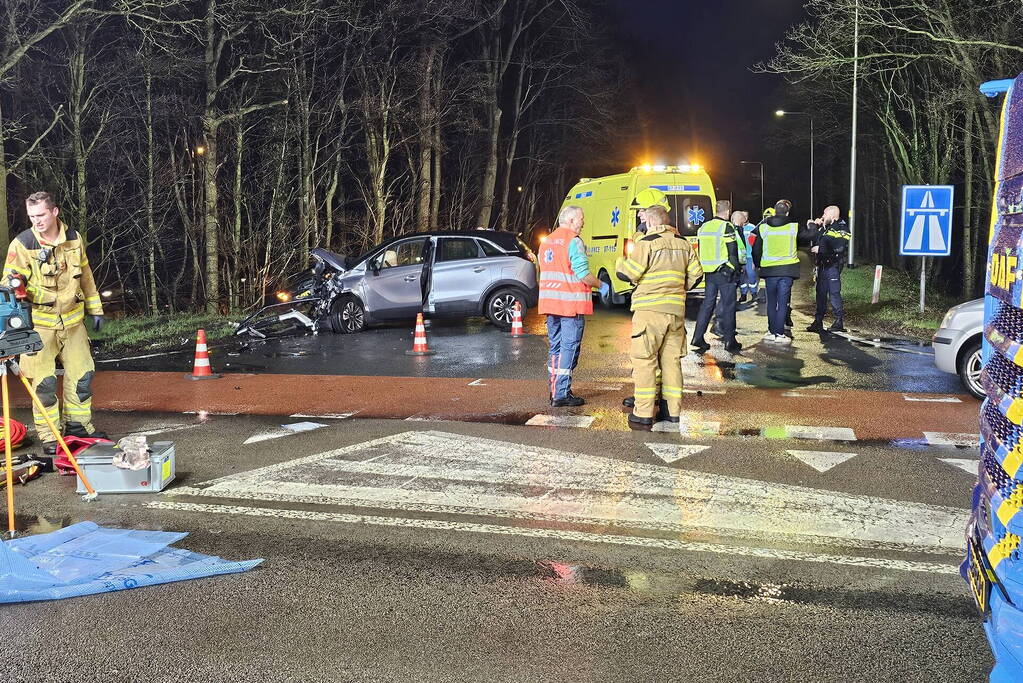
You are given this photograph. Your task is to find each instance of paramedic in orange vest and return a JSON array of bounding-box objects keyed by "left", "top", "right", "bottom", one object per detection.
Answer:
[{"left": 538, "top": 205, "right": 601, "bottom": 407}]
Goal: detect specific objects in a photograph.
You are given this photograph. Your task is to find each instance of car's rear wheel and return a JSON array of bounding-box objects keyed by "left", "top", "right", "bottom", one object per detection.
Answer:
[
  {"left": 331, "top": 296, "right": 366, "bottom": 334},
  {"left": 957, "top": 340, "right": 984, "bottom": 399},
  {"left": 485, "top": 288, "right": 524, "bottom": 329}
]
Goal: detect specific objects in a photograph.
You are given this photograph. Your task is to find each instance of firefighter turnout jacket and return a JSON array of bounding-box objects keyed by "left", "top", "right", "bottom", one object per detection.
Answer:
[
  {"left": 4, "top": 222, "right": 104, "bottom": 328},
  {"left": 616, "top": 224, "right": 704, "bottom": 316}
]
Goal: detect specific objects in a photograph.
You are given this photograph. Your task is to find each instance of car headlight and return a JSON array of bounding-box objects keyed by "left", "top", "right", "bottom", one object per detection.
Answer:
[
  {"left": 276, "top": 291, "right": 292, "bottom": 302},
  {"left": 940, "top": 309, "right": 956, "bottom": 329}
]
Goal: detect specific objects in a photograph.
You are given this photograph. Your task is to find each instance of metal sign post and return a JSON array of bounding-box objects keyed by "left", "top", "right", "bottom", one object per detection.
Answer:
[
  {"left": 899, "top": 185, "right": 954, "bottom": 316},
  {"left": 920, "top": 258, "right": 926, "bottom": 314}
]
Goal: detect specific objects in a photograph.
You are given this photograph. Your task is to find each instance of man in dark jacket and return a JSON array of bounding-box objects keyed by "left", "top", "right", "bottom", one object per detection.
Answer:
[
  {"left": 751, "top": 200, "right": 800, "bottom": 345},
  {"left": 805, "top": 205, "right": 852, "bottom": 332}
]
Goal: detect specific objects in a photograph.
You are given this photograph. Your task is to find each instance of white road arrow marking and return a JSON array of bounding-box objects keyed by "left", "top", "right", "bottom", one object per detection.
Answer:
[
  {"left": 787, "top": 450, "right": 857, "bottom": 473},
  {"left": 940, "top": 458, "right": 979, "bottom": 476},
  {"left": 645, "top": 443, "right": 710, "bottom": 464},
  {"left": 182, "top": 431, "right": 968, "bottom": 557},
  {"left": 243, "top": 421, "right": 327, "bottom": 445},
  {"left": 525, "top": 414, "right": 595, "bottom": 429},
  {"left": 468, "top": 379, "right": 487, "bottom": 386},
  {"left": 902, "top": 395, "right": 961, "bottom": 403}
]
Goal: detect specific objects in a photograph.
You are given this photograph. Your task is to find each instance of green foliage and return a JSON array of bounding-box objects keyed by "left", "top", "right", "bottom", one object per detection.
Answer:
[
  {"left": 807, "top": 266, "right": 961, "bottom": 337},
  {"left": 89, "top": 314, "right": 234, "bottom": 353}
]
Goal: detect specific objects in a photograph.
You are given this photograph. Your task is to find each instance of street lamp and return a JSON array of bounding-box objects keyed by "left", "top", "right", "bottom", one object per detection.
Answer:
[
  {"left": 775, "top": 110, "right": 815, "bottom": 217},
  {"left": 739, "top": 161, "right": 765, "bottom": 216}
]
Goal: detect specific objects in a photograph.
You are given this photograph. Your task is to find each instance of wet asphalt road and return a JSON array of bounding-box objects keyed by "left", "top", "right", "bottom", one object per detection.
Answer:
[
  {"left": 101, "top": 297, "right": 959, "bottom": 397},
  {"left": 2, "top": 411, "right": 989, "bottom": 682}
]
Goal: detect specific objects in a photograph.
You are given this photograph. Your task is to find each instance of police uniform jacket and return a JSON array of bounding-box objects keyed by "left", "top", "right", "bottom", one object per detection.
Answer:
[
  {"left": 4, "top": 222, "right": 104, "bottom": 329},
  {"left": 751, "top": 214, "right": 801, "bottom": 279},
  {"left": 806, "top": 219, "right": 851, "bottom": 269}
]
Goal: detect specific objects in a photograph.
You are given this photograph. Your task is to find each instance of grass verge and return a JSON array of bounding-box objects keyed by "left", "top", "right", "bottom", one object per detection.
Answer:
[
  {"left": 800, "top": 265, "right": 963, "bottom": 339},
  {"left": 89, "top": 313, "right": 236, "bottom": 354}
]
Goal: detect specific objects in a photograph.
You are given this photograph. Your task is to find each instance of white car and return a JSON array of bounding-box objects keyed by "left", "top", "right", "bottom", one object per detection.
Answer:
[{"left": 933, "top": 298, "right": 983, "bottom": 398}]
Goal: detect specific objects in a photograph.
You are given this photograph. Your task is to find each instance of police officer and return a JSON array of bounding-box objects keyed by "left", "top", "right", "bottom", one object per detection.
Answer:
[
  {"left": 616, "top": 205, "right": 704, "bottom": 431},
  {"left": 538, "top": 205, "right": 601, "bottom": 407},
  {"left": 690, "top": 200, "right": 743, "bottom": 355},
  {"left": 805, "top": 205, "right": 852, "bottom": 333},
  {"left": 5, "top": 192, "right": 106, "bottom": 451},
  {"left": 751, "top": 199, "right": 799, "bottom": 345}
]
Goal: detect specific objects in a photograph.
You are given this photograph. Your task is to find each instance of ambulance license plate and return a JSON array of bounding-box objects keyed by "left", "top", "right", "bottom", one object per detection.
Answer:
[{"left": 968, "top": 537, "right": 992, "bottom": 615}]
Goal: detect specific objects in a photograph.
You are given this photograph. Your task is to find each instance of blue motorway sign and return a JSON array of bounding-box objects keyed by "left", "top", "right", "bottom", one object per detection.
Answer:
[{"left": 900, "top": 185, "right": 954, "bottom": 256}]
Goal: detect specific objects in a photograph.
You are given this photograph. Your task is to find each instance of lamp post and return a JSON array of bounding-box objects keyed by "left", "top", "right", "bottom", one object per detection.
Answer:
[
  {"left": 740, "top": 161, "right": 765, "bottom": 216},
  {"left": 775, "top": 110, "right": 815, "bottom": 217},
  {"left": 848, "top": 0, "right": 859, "bottom": 267}
]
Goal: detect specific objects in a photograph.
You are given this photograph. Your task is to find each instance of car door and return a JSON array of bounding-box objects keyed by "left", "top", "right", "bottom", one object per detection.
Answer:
[
  {"left": 362, "top": 236, "right": 430, "bottom": 319},
  {"left": 427, "top": 237, "right": 492, "bottom": 316}
]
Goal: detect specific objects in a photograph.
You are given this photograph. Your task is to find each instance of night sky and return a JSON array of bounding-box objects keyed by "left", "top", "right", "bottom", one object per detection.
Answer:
[{"left": 601, "top": 0, "right": 810, "bottom": 211}]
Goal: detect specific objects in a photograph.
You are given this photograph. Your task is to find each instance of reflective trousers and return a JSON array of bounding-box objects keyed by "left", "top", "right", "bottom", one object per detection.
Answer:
[
  {"left": 630, "top": 310, "right": 686, "bottom": 419},
  {"left": 546, "top": 314, "right": 585, "bottom": 400},
  {"left": 19, "top": 324, "right": 96, "bottom": 443},
  {"left": 814, "top": 264, "right": 844, "bottom": 322},
  {"left": 764, "top": 276, "right": 794, "bottom": 336},
  {"left": 692, "top": 270, "right": 737, "bottom": 345}
]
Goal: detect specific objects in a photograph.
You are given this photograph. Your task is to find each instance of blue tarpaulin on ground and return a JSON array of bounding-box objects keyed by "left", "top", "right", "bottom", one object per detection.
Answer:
[{"left": 0, "top": 521, "right": 261, "bottom": 603}]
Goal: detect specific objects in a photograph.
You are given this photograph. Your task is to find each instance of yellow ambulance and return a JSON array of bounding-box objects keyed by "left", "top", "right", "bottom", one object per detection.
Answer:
[{"left": 558, "top": 164, "right": 716, "bottom": 306}]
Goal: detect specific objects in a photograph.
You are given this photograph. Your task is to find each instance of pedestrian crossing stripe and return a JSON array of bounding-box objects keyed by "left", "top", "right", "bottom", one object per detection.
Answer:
[{"left": 526, "top": 415, "right": 595, "bottom": 429}]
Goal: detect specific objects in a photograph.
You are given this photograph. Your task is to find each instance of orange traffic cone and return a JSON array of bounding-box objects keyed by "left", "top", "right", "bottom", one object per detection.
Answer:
[
  {"left": 507, "top": 301, "right": 526, "bottom": 337},
  {"left": 186, "top": 329, "right": 222, "bottom": 380},
  {"left": 405, "top": 313, "right": 436, "bottom": 356}
]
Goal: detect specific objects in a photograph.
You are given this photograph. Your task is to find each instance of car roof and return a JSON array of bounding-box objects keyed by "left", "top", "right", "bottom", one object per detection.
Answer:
[{"left": 375, "top": 230, "right": 523, "bottom": 250}]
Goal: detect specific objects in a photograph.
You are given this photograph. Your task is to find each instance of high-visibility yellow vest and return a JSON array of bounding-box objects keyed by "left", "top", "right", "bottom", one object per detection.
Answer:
[
  {"left": 761, "top": 222, "right": 799, "bottom": 266},
  {"left": 697, "top": 218, "right": 731, "bottom": 272}
]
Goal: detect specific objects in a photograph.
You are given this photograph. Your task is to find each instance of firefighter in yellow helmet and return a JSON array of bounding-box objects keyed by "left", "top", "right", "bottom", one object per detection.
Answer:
[
  {"left": 631, "top": 188, "right": 672, "bottom": 237},
  {"left": 5, "top": 192, "right": 106, "bottom": 452},
  {"left": 616, "top": 204, "right": 704, "bottom": 430}
]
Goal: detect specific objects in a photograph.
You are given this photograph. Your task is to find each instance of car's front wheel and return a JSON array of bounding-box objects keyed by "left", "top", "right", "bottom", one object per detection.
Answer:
[
  {"left": 957, "top": 339, "right": 984, "bottom": 399},
  {"left": 330, "top": 296, "right": 366, "bottom": 334},
  {"left": 485, "top": 288, "right": 524, "bottom": 329}
]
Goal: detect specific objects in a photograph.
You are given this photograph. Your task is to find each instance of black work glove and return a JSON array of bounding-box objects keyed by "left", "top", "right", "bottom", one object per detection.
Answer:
[{"left": 92, "top": 315, "right": 104, "bottom": 332}]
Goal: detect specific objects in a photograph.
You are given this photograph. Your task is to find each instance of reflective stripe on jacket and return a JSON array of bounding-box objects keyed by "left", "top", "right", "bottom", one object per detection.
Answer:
[
  {"left": 4, "top": 223, "right": 103, "bottom": 329},
  {"left": 538, "top": 227, "right": 593, "bottom": 316},
  {"left": 616, "top": 225, "right": 703, "bottom": 316}
]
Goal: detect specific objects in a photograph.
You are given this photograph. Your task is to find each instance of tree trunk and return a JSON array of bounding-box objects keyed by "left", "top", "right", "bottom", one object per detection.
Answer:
[
  {"left": 69, "top": 25, "right": 88, "bottom": 236},
  {"left": 0, "top": 97, "right": 9, "bottom": 258},
  {"left": 430, "top": 120, "right": 442, "bottom": 227},
  {"left": 416, "top": 46, "right": 436, "bottom": 232},
  {"left": 476, "top": 99, "right": 502, "bottom": 228},
  {"left": 963, "top": 106, "right": 975, "bottom": 297},
  {"left": 145, "top": 64, "right": 157, "bottom": 312},
  {"left": 201, "top": 118, "right": 219, "bottom": 313},
  {"left": 231, "top": 117, "right": 244, "bottom": 312}
]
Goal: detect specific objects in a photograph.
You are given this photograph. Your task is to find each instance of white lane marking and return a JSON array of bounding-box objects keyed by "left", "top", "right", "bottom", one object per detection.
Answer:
[
  {"left": 290, "top": 412, "right": 358, "bottom": 420},
  {"left": 182, "top": 430, "right": 968, "bottom": 551},
  {"left": 651, "top": 419, "right": 721, "bottom": 435},
  {"left": 525, "top": 415, "right": 595, "bottom": 429},
  {"left": 142, "top": 501, "right": 958, "bottom": 575},
  {"left": 903, "top": 395, "right": 962, "bottom": 403},
  {"left": 787, "top": 450, "right": 857, "bottom": 473},
  {"left": 924, "top": 432, "right": 981, "bottom": 448},
  {"left": 684, "top": 388, "right": 726, "bottom": 395},
  {"left": 243, "top": 421, "right": 327, "bottom": 445},
  {"left": 646, "top": 443, "right": 710, "bottom": 464},
  {"left": 125, "top": 423, "right": 204, "bottom": 438},
  {"left": 468, "top": 379, "right": 487, "bottom": 386},
  {"left": 97, "top": 349, "right": 192, "bottom": 363},
  {"left": 596, "top": 385, "right": 623, "bottom": 391},
  {"left": 782, "top": 391, "right": 836, "bottom": 399},
  {"left": 941, "top": 458, "right": 979, "bottom": 475},
  {"left": 785, "top": 425, "right": 857, "bottom": 442}
]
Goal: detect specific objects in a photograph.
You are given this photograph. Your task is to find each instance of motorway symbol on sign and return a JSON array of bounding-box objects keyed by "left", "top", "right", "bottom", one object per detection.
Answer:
[{"left": 900, "top": 185, "right": 954, "bottom": 256}]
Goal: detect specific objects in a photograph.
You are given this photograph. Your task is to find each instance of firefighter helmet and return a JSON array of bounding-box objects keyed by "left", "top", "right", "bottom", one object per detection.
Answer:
[{"left": 632, "top": 188, "right": 671, "bottom": 211}]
